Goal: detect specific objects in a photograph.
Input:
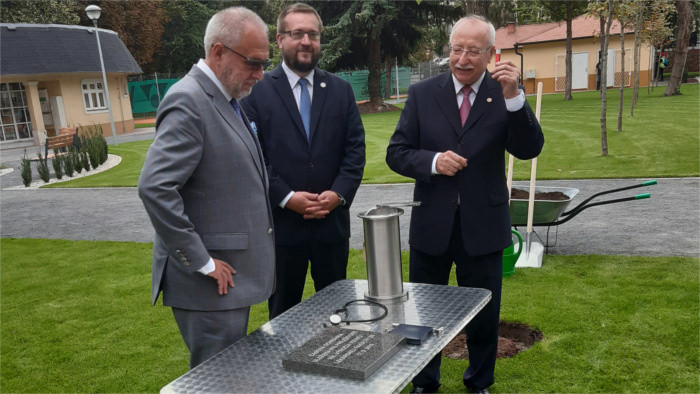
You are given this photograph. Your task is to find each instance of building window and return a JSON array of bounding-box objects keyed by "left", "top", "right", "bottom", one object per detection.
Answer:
[
  {"left": 81, "top": 79, "right": 107, "bottom": 112},
  {"left": 0, "top": 82, "right": 33, "bottom": 141}
]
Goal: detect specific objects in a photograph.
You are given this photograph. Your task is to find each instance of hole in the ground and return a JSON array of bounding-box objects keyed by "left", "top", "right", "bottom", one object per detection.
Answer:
[{"left": 441, "top": 320, "right": 543, "bottom": 359}]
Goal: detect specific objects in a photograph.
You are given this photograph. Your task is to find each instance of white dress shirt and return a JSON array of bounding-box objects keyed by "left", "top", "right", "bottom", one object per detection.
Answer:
[
  {"left": 430, "top": 71, "right": 526, "bottom": 175},
  {"left": 279, "top": 61, "right": 315, "bottom": 208}
]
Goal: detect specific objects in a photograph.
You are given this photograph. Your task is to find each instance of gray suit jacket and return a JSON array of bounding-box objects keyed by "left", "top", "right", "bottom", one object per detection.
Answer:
[{"left": 138, "top": 64, "right": 275, "bottom": 311}]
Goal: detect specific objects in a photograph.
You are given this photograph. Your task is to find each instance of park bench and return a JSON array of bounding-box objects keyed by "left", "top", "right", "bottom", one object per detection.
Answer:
[{"left": 44, "top": 126, "right": 79, "bottom": 166}]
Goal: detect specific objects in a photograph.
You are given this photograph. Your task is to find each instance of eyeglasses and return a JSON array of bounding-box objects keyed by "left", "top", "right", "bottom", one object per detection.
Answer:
[
  {"left": 282, "top": 30, "right": 321, "bottom": 41},
  {"left": 219, "top": 44, "right": 271, "bottom": 70},
  {"left": 450, "top": 46, "right": 492, "bottom": 58}
]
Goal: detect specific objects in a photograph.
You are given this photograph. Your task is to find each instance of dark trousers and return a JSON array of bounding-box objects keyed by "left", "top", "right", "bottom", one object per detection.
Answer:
[
  {"left": 268, "top": 239, "right": 349, "bottom": 319},
  {"left": 410, "top": 211, "right": 503, "bottom": 391},
  {"left": 172, "top": 306, "right": 250, "bottom": 369}
]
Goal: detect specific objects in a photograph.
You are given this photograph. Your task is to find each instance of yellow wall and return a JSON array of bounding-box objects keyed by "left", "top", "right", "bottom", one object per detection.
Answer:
[
  {"left": 2, "top": 72, "right": 135, "bottom": 139},
  {"left": 495, "top": 34, "right": 653, "bottom": 94}
]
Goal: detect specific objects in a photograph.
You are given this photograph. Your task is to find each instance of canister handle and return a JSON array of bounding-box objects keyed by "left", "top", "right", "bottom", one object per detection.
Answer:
[{"left": 376, "top": 201, "right": 421, "bottom": 208}]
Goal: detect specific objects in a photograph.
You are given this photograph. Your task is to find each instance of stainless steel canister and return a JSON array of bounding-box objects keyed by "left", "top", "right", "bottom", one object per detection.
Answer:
[{"left": 357, "top": 202, "right": 419, "bottom": 301}]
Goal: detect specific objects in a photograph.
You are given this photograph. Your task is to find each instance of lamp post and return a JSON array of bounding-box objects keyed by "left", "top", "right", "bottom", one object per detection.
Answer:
[{"left": 85, "top": 4, "right": 118, "bottom": 145}]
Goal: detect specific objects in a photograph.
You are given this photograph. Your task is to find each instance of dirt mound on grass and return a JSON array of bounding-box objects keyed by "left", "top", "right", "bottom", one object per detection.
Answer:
[
  {"left": 442, "top": 320, "right": 543, "bottom": 359},
  {"left": 356, "top": 102, "right": 402, "bottom": 114}
]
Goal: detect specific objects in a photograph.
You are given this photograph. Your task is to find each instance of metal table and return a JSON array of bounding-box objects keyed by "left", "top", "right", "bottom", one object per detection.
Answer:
[{"left": 161, "top": 280, "right": 490, "bottom": 393}]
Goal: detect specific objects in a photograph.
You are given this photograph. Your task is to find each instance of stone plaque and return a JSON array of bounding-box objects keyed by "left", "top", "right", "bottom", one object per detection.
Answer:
[{"left": 283, "top": 326, "right": 406, "bottom": 380}]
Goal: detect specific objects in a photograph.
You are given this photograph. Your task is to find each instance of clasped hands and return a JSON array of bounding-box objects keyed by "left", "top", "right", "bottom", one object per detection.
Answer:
[{"left": 286, "top": 190, "right": 340, "bottom": 219}]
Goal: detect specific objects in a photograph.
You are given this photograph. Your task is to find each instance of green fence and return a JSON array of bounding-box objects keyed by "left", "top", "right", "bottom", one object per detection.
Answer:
[
  {"left": 335, "top": 67, "right": 412, "bottom": 101},
  {"left": 128, "top": 67, "right": 413, "bottom": 115},
  {"left": 128, "top": 78, "right": 180, "bottom": 115}
]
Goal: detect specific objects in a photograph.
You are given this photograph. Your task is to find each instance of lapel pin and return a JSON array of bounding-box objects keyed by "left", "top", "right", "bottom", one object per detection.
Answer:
[
  {"left": 320, "top": 82, "right": 326, "bottom": 88},
  {"left": 486, "top": 97, "right": 492, "bottom": 103}
]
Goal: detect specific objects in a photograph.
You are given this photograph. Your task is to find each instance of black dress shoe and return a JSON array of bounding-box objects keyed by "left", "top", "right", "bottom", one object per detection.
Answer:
[
  {"left": 467, "top": 388, "right": 490, "bottom": 394},
  {"left": 410, "top": 383, "right": 441, "bottom": 393}
]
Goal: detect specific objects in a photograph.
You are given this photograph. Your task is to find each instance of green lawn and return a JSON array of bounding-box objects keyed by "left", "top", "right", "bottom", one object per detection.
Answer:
[
  {"left": 48, "top": 84, "right": 699, "bottom": 188},
  {"left": 2, "top": 238, "right": 697, "bottom": 392},
  {"left": 44, "top": 139, "right": 153, "bottom": 188}
]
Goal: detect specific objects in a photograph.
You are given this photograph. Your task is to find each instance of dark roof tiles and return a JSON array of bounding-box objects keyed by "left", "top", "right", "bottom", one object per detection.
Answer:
[{"left": 1, "top": 23, "right": 142, "bottom": 76}]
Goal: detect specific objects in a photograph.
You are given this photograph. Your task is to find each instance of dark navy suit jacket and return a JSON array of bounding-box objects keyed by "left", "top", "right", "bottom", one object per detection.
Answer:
[
  {"left": 241, "top": 65, "right": 365, "bottom": 246},
  {"left": 386, "top": 71, "right": 544, "bottom": 257}
]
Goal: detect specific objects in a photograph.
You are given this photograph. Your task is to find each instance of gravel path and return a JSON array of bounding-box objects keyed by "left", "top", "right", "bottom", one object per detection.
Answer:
[{"left": 1, "top": 178, "right": 698, "bottom": 257}]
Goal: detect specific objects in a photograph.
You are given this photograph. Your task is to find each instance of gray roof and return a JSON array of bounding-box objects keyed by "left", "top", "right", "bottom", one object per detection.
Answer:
[{"left": 0, "top": 23, "right": 142, "bottom": 76}]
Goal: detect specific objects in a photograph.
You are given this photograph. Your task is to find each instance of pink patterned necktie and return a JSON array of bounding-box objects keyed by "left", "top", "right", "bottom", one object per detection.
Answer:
[{"left": 459, "top": 85, "right": 472, "bottom": 127}]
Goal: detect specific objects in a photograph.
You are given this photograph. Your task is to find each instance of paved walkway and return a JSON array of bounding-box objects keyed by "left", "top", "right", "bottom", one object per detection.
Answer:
[{"left": 1, "top": 178, "right": 698, "bottom": 257}]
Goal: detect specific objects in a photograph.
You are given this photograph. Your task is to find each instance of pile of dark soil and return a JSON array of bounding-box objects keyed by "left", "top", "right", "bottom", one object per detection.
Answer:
[
  {"left": 442, "top": 320, "right": 543, "bottom": 359},
  {"left": 357, "top": 102, "right": 401, "bottom": 114},
  {"left": 511, "top": 188, "right": 569, "bottom": 201}
]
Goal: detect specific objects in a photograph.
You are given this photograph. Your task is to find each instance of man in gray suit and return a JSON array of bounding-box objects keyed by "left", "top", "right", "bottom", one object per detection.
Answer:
[{"left": 138, "top": 7, "right": 275, "bottom": 369}]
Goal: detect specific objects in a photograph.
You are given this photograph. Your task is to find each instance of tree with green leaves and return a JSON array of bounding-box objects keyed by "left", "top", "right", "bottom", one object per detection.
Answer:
[
  {"left": 156, "top": 0, "right": 214, "bottom": 73},
  {"left": 0, "top": 0, "right": 80, "bottom": 24},
  {"left": 631, "top": 0, "right": 674, "bottom": 114},
  {"left": 78, "top": 0, "right": 166, "bottom": 72},
  {"left": 322, "top": 0, "right": 460, "bottom": 110},
  {"left": 538, "top": 1, "right": 589, "bottom": 101}
]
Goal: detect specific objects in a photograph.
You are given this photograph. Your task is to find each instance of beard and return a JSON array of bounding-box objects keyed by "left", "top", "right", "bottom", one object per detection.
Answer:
[
  {"left": 231, "top": 81, "right": 255, "bottom": 100},
  {"left": 283, "top": 46, "right": 321, "bottom": 73},
  {"left": 221, "top": 68, "right": 257, "bottom": 99}
]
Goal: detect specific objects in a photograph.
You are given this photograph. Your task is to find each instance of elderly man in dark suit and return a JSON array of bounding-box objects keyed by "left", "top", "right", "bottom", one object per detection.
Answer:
[
  {"left": 241, "top": 3, "right": 365, "bottom": 320},
  {"left": 386, "top": 15, "right": 544, "bottom": 394},
  {"left": 138, "top": 7, "right": 275, "bottom": 369}
]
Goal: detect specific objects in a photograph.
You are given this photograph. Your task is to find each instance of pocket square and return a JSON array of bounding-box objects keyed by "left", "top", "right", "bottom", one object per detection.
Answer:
[{"left": 250, "top": 121, "right": 258, "bottom": 134}]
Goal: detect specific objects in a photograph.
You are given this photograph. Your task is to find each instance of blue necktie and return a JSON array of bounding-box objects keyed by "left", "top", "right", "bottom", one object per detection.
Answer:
[
  {"left": 298, "top": 78, "right": 311, "bottom": 140},
  {"left": 230, "top": 98, "right": 242, "bottom": 120}
]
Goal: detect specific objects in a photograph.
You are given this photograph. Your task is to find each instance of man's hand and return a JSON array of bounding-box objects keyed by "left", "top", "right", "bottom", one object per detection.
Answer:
[
  {"left": 306, "top": 191, "right": 340, "bottom": 219},
  {"left": 207, "top": 258, "right": 236, "bottom": 295},
  {"left": 436, "top": 150, "right": 467, "bottom": 176},
  {"left": 491, "top": 60, "right": 521, "bottom": 99},
  {"left": 286, "top": 191, "right": 322, "bottom": 214}
]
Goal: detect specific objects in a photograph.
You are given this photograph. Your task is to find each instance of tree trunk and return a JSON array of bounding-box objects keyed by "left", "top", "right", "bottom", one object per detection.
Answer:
[
  {"left": 631, "top": 9, "right": 642, "bottom": 116},
  {"left": 618, "top": 28, "right": 625, "bottom": 132},
  {"left": 599, "top": 1, "right": 615, "bottom": 157},
  {"left": 367, "top": 32, "right": 383, "bottom": 109},
  {"left": 564, "top": 0, "right": 573, "bottom": 101},
  {"left": 384, "top": 57, "right": 393, "bottom": 99},
  {"left": 664, "top": 0, "right": 691, "bottom": 96}
]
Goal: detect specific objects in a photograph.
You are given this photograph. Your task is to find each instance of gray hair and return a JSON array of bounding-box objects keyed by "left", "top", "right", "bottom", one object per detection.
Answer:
[
  {"left": 450, "top": 15, "right": 496, "bottom": 47},
  {"left": 204, "top": 7, "right": 268, "bottom": 58}
]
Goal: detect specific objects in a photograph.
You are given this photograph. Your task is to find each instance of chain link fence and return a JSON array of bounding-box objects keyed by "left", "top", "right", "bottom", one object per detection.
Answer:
[{"left": 127, "top": 62, "right": 451, "bottom": 116}]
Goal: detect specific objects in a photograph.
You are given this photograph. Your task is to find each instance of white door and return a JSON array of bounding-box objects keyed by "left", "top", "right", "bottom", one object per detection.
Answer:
[
  {"left": 607, "top": 49, "right": 615, "bottom": 87},
  {"left": 572, "top": 52, "right": 589, "bottom": 89}
]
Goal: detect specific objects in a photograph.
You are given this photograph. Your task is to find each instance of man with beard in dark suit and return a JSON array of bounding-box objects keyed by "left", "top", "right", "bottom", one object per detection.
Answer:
[{"left": 241, "top": 3, "right": 365, "bottom": 319}]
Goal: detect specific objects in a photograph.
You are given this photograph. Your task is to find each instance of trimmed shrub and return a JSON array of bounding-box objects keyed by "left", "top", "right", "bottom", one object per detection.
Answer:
[
  {"left": 63, "top": 150, "right": 74, "bottom": 177},
  {"left": 52, "top": 149, "right": 63, "bottom": 180},
  {"left": 79, "top": 124, "right": 108, "bottom": 168},
  {"left": 80, "top": 149, "right": 90, "bottom": 172},
  {"left": 73, "top": 147, "right": 83, "bottom": 174},
  {"left": 20, "top": 150, "right": 32, "bottom": 187},
  {"left": 36, "top": 151, "right": 49, "bottom": 183}
]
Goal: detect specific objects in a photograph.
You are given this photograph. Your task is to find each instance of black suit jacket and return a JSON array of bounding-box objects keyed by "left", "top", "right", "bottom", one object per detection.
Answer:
[
  {"left": 386, "top": 71, "right": 544, "bottom": 257},
  {"left": 241, "top": 65, "right": 365, "bottom": 246}
]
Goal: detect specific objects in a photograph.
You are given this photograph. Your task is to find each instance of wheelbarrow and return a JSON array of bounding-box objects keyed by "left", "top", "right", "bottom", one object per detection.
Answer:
[{"left": 509, "top": 180, "right": 656, "bottom": 251}]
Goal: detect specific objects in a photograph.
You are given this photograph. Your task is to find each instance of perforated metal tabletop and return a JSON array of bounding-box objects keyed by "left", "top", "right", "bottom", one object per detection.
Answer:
[{"left": 161, "top": 280, "right": 490, "bottom": 393}]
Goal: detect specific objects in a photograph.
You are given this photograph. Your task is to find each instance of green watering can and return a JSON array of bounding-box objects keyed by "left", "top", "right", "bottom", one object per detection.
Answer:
[{"left": 502, "top": 229, "right": 522, "bottom": 277}]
